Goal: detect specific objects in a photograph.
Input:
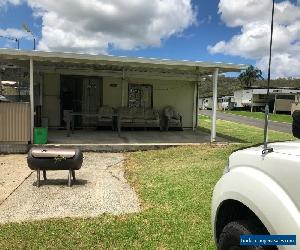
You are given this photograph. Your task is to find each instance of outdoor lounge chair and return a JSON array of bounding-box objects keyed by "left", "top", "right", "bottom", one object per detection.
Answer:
[
  {"left": 144, "top": 108, "right": 162, "bottom": 131},
  {"left": 118, "top": 107, "right": 145, "bottom": 130},
  {"left": 117, "top": 107, "right": 162, "bottom": 131},
  {"left": 131, "top": 107, "right": 146, "bottom": 128},
  {"left": 97, "top": 106, "right": 115, "bottom": 130},
  {"left": 118, "top": 107, "right": 133, "bottom": 130},
  {"left": 63, "top": 109, "right": 73, "bottom": 130},
  {"left": 163, "top": 106, "right": 183, "bottom": 131}
]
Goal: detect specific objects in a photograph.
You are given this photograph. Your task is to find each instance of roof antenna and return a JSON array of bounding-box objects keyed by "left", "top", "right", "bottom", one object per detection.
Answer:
[{"left": 263, "top": 0, "right": 275, "bottom": 154}]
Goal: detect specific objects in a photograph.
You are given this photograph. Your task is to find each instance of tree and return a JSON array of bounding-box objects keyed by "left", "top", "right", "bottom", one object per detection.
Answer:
[{"left": 238, "top": 65, "right": 264, "bottom": 88}]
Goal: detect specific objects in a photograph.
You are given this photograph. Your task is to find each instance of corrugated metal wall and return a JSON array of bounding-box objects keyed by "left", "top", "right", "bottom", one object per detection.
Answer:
[
  {"left": 0, "top": 103, "right": 31, "bottom": 142},
  {"left": 275, "top": 99, "right": 293, "bottom": 112}
]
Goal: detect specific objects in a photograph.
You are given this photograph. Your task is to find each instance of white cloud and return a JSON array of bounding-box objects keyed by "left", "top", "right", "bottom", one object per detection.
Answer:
[
  {"left": 209, "top": 0, "right": 300, "bottom": 78},
  {"left": 218, "top": 0, "right": 271, "bottom": 27},
  {"left": 0, "top": 28, "right": 31, "bottom": 39},
  {"left": 0, "top": 28, "right": 32, "bottom": 49},
  {"left": 24, "top": 0, "right": 196, "bottom": 54},
  {"left": 257, "top": 53, "right": 300, "bottom": 78},
  {"left": 0, "top": 0, "right": 22, "bottom": 8}
]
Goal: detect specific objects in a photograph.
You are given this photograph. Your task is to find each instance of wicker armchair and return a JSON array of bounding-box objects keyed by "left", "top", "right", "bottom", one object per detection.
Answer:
[
  {"left": 163, "top": 106, "right": 183, "bottom": 131},
  {"left": 117, "top": 107, "right": 162, "bottom": 131},
  {"left": 117, "top": 107, "right": 133, "bottom": 131},
  {"left": 132, "top": 107, "right": 145, "bottom": 127},
  {"left": 144, "top": 108, "right": 162, "bottom": 131},
  {"left": 97, "top": 106, "right": 115, "bottom": 130}
]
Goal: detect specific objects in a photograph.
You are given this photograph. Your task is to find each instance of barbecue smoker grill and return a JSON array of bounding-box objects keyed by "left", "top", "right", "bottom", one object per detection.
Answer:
[{"left": 27, "top": 147, "right": 83, "bottom": 187}]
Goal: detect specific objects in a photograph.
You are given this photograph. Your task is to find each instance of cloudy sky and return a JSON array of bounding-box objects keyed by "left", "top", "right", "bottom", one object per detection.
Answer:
[{"left": 0, "top": 0, "right": 300, "bottom": 78}]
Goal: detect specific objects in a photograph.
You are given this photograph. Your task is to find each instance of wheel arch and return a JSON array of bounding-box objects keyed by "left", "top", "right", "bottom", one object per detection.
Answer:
[
  {"left": 212, "top": 166, "right": 300, "bottom": 245},
  {"left": 215, "top": 199, "right": 269, "bottom": 242}
]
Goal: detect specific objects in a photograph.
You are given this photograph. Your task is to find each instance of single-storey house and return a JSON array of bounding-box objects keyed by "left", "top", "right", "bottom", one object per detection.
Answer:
[
  {"left": 217, "top": 96, "right": 235, "bottom": 111},
  {"left": 0, "top": 49, "right": 246, "bottom": 150},
  {"left": 234, "top": 88, "right": 300, "bottom": 113},
  {"left": 199, "top": 96, "right": 235, "bottom": 111},
  {"left": 198, "top": 97, "right": 213, "bottom": 110}
]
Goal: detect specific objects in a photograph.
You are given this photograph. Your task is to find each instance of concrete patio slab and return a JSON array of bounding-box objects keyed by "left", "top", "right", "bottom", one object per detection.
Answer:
[
  {"left": 0, "top": 153, "right": 140, "bottom": 224},
  {"left": 46, "top": 129, "right": 227, "bottom": 152},
  {"left": 0, "top": 129, "right": 228, "bottom": 154}
]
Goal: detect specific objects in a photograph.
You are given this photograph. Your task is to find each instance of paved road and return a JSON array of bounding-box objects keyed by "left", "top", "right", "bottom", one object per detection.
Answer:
[{"left": 200, "top": 110, "right": 292, "bottom": 134}]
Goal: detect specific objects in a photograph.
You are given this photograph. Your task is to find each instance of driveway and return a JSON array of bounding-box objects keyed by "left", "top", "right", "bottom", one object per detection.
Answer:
[
  {"left": 0, "top": 153, "right": 140, "bottom": 224},
  {"left": 200, "top": 110, "right": 292, "bottom": 134},
  {"left": 0, "top": 154, "right": 32, "bottom": 204}
]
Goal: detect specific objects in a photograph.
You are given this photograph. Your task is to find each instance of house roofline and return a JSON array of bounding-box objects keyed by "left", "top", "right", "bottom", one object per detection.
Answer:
[{"left": 0, "top": 48, "right": 248, "bottom": 73}]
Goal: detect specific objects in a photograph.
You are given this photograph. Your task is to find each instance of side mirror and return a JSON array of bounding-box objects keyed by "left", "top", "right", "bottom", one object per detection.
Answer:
[{"left": 292, "top": 110, "right": 300, "bottom": 139}]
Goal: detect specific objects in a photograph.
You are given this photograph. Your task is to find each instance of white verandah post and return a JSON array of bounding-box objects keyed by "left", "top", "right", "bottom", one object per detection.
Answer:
[
  {"left": 30, "top": 58, "right": 34, "bottom": 143},
  {"left": 0, "top": 72, "right": 2, "bottom": 95},
  {"left": 192, "top": 82, "right": 198, "bottom": 131},
  {"left": 211, "top": 68, "right": 219, "bottom": 142},
  {"left": 121, "top": 68, "right": 127, "bottom": 107}
]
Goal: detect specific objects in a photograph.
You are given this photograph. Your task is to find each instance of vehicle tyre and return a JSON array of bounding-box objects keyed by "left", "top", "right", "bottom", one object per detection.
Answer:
[
  {"left": 292, "top": 124, "right": 300, "bottom": 138},
  {"left": 293, "top": 121, "right": 300, "bottom": 129},
  {"left": 218, "top": 220, "right": 277, "bottom": 250},
  {"left": 292, "top": 110, "right": 300, "bottom": 122},
  {"left": 292, "top": 111, "right": 300, "bottom": 138}
]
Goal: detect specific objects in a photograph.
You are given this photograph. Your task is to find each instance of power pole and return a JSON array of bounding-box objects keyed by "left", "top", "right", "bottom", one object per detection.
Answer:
[
  {"left": 0, "top": 35, "right": 19, "bottom": 49},
  {"left": 23, "top": 23, "right": 36, "bottom": 50}
]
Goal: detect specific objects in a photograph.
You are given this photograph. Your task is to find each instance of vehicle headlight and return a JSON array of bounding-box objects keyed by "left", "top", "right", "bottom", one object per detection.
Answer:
[{"left": 223, "top": 159, "right": 230, "bottom": 174}]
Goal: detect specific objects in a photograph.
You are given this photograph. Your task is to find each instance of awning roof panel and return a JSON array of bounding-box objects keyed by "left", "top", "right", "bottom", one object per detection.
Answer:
[{"left": 0, "top": 49, "right": 248, "bottom": 75}]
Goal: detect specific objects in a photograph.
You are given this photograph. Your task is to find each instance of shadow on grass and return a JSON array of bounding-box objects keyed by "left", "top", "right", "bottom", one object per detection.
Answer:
[{"left": 198, "top": 127, "right": 247, "bottom": 143}]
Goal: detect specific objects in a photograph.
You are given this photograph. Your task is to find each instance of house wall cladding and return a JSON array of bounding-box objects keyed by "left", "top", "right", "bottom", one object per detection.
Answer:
[
  {"left": 41, "top": 73, "right": 61, "bottom": 127},
  {"left": 102, "top": 76, "right": 195, "bottom": 128},
  {"left": 0, "top": 102, "right": 30, "bottom": 142}
]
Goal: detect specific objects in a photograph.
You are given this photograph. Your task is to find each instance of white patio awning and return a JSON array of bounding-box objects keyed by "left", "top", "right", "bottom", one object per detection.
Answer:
[
  {"left": 0, "top": 48, "right": 247, "bottom": 82},
  {"left": 0, "top": 48, "right": 248, "bottom": 143}
]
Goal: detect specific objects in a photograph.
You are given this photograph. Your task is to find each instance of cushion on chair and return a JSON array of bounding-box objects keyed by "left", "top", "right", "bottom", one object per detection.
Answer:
[
  {"left": 121, "top": 118, "right": 132, "bottom": 123},
  {"left": 98, "top": 118, "right": 112, "bottom": 122},
  {"left": 172, "top": 112, "right": 181, "bottom": 120},
  {"left": 98, "top": 106, "right": 114, "bottom": 118},
  {"left": 117, "top": 107, "right": 162, "bottom": 128},
  {"left": 144, "top": 108, "right": 159, "bottom": 120},
  {"left": 118, "top": 107, "right": 132, "bottom": 119},
  {"left": 63, "top": 110, "right": 73, "bottom": 122},
  {"left": 132, "top": 107, "right": 144, "bottom": 119},
  {"left": 164, "top": 106, "right": 181, "bottom": 120},
  {"left": 169, "top": 118, "right": 181, "bottom": 124}
]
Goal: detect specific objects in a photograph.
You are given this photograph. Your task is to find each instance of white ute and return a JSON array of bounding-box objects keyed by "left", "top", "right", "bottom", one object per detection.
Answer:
[
  {"left": 212, "top": 2, "right": 299, "bottom": 248},
  {"left": 212, "top": 139, "right": 300, "bottom": 250}
]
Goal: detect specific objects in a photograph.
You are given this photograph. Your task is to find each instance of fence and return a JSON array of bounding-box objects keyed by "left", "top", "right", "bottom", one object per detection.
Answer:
[{"left": 0, "top": 102, "right": 30, "bottom": 143}]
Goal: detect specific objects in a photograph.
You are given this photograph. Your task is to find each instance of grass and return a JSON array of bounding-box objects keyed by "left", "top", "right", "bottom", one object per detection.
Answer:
[
  {"left": 199, "top": 115, "right": 294, "bottom": 144},
  {"left": 224, "top": 110, "right": 292, "bottom": 124},
  {"left": 0, "top": 145, "right": 236, "bottom": 250},
  {"left": 0, "top": 118, "right": 294, "bottom": 250}
]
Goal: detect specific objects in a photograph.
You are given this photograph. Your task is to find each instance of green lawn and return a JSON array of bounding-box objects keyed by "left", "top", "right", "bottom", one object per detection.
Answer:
[
  {"left": 225, "top": 110, "right": 293, "bottom": 124},
  {"left": 199, "top": 115, "right": 294, "bottom": 144},
  {"left": 0, "top": 118, "right": 294, "bottom": 250}
]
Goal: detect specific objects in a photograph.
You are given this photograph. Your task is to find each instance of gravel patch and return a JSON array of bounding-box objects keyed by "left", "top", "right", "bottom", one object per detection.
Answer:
[
  {"left": 0, "top": 154, "right": 32, "bottom": 204},
  {"left": 0, "top": 152, "right": 140, "bottom": 224}
]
